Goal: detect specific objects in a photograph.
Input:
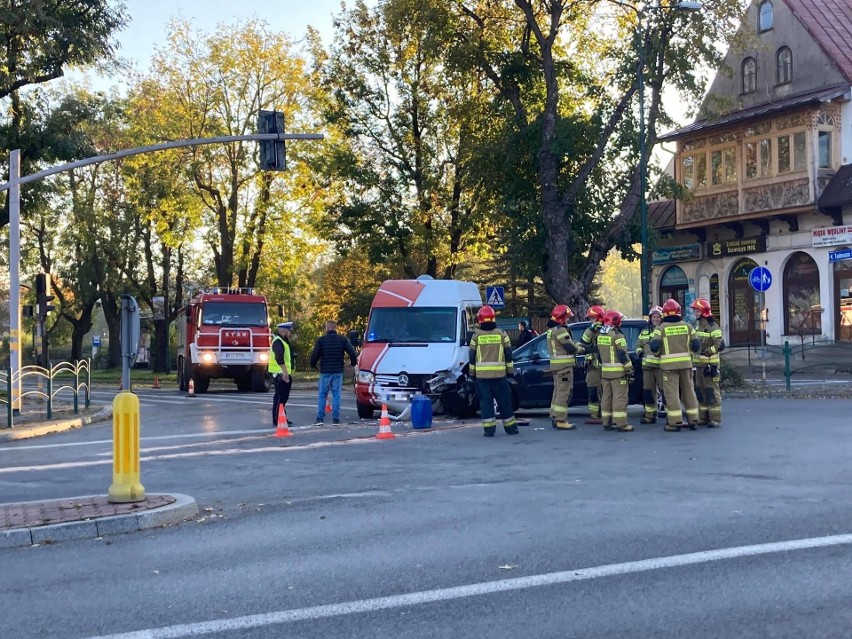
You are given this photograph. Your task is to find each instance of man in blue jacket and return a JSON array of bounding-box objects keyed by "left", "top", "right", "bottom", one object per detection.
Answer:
[{"left": 310, "top": 320, "right": 358, "bottom": 425}]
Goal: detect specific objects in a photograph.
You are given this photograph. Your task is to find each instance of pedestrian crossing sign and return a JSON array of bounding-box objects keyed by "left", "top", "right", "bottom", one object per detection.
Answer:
[{"left": 486, "top": 286, "right": 505, "bottom": 308}]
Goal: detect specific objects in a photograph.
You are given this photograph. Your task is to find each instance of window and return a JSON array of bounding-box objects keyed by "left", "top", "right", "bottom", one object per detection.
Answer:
[
  {"left": 777, "top": 131, "right": 807, "bottom": 174},
  {"left": 784, "top": 252, "right": 821, "bottom": 336},
  {"left": 818, "top": 131, "right": 833, "bottom": 169},
  {"left": 759, "top": 1, "right": 774, "bottom": 31},
  {"left": 742, "top": 58, "right": 757, "bottom": 94},
  {"left": 776, "top": 47, "right": 792, "bottom": 84},
  {"left": 745, "top": 137, "right": 772, "bottom": 179},
  {"left": 793, "top": 131, "right": 806, "bottom": 171},
  {"left": 711, "top": 147, "right": 737, "bottom": 185}
]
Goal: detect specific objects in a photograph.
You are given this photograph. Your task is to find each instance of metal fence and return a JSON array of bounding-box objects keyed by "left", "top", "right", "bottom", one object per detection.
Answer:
[
  {"left": 0, "top": 359, "right": 91, "bottom": 428},
  {"left": 721, "top": 340, "right": 852, "bottom": 391}
]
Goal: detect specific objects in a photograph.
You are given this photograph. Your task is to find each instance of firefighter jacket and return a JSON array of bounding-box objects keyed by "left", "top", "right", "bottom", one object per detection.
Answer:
[
  {"left": 649, "top": 316, "right": 700, "bottom": 371},
  {"left": 581, "top": 322, "right": 603, "bottom": 369},
  {"left": 547, "top": 323, "right": 582, "bottom": 373},
  {"left": 635, "top": 325, "right": 661, "bottom": 370},
  {"left": 469, "top": 325, "right": 513, "bottom": 379},
  {"left": 693, "top": 317, "right": 724, "bottom": 366},
  {"left": 268, "top": 334, "right": 293, "bottom": 375},
  {"left": 597, "top": 328, "right": 633, "bottom": 380}
]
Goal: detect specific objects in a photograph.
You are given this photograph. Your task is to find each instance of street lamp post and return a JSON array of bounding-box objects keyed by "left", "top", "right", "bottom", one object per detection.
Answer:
[{"left": 636, "top": 1, "right": 702, "bottom": 314}]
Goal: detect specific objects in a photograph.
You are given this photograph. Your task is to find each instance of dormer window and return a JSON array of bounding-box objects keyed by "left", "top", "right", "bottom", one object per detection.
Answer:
[
  {"left": 742, "top": 58, "right": 757, "bottom": 94},
  {"left": 777, "top": 47, "right": 792, "bottom": 84},
  {"left": 759, "top": 1, "right": 774, "bottom": 32}
]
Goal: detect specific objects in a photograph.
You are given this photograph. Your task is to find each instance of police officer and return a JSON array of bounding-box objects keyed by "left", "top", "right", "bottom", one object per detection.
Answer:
[
  {"left": 269, "top": 321, "right": 295, "bottom": 428},
  {"left": 598, "top": 310, "right": 634, "bottom": 432},
  {"left": 649, "top": 299, "right": 701, "bottom": 431},
  {"left": 469, "top": 305, "right": 518, "bottom": 437},
  {"left": 581, "top": 305, "right": 606, "bottom": 424},
  {"left": 546, "top": 304, "right": 582, "bottom": 430},
  {"left": 635, "top": 306, "right": 663, "bottom": 424},
  {"left": 690, "top": 298, "right": 724, "bottom": 427}
]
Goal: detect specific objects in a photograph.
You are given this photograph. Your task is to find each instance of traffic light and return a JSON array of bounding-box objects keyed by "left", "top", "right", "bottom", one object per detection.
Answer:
[
  {"left": 258, "top": 110, "right": 286, "bottom": 171},
  {"left": 35, "top": 273, "right": 55, "bottom": 318}
]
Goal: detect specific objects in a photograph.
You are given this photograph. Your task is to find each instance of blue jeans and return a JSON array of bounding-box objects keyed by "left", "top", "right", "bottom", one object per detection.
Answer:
[{"left": 317, "top": 373, "right": 343, "bottom": 421}]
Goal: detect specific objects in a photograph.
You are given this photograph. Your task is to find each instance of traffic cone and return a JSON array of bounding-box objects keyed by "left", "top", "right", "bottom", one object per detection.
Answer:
[
  {"left": 152, "top": 376, "right": 160, "bottom": 389},
  {"left": 187, "top": 378, "right": 195, "bottom": 398},
  {"left": 275, "top": 404, "right": 293, "bottom": 438},
  {"left": 325, "top": 398, "right": 332, "bottom": 413},
  {"left": 376, "top": 403, "right": 395, "bottom": 440}
]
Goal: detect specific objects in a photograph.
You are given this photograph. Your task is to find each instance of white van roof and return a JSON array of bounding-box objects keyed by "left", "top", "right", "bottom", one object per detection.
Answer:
[{"left": 372, "top": 277, "right": 482, "bottom": 308}]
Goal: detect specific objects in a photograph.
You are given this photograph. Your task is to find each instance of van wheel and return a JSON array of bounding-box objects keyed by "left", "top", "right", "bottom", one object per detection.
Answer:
[{"left": 357, "top": 402, "right": 374, "bottom": 419}]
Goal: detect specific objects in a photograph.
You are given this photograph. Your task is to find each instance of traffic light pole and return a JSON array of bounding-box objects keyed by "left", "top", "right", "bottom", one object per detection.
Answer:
[{"left": 3, "top": 127, "right": 322, "bottom": 415}]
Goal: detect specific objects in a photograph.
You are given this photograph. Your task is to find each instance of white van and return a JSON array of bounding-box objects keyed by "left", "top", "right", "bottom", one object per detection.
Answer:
[{"left": 354, "top": 276, "right": 482, "bottom": 418}]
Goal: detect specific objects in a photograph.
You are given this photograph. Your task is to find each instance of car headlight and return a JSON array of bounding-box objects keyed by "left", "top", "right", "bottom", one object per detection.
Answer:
[
  {"left": 259, "top": 352, "right": 269, "bottom": 362},
  {"left": 357, "top": 370, "right": 375, "bottom": 384},
  {"left": 201, "top": 351, "right": 215, "bottom": 363}
]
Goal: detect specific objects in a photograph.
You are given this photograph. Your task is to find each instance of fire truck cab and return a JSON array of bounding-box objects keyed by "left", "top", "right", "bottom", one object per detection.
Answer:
[{"left": 176, "top": 288, "right": 272, "bottom": 393}]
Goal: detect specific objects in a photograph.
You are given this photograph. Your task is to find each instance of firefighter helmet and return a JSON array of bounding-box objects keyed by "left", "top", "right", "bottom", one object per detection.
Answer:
[
  {"left": 662, "top": 299, "right": 681, "bottom": 317},
  {"left": 690, "top": 298, "right": 713, "bottom": 318},
  {"left": 476, "top": 305, "right": 496, "bottom": 324},
  {"left": 586, "top": 305, "right": 606, "bottom": 321},
  {"left": 603, "top": 310, "right": 623, "bottom": 328},
  {"left": 550, "top": 304, "right": 574, "bottom": 324},
  {"left": 648, "top": 305, "right": 663, "bottom": 317}
]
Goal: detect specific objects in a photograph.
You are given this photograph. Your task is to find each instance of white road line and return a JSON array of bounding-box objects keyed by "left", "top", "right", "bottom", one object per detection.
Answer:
[
  {"left": 82, "top": 532, "right": 852, "bottom": 639},
  {"left": 0, "top": 429, "right": 284, "bottom": 452}
]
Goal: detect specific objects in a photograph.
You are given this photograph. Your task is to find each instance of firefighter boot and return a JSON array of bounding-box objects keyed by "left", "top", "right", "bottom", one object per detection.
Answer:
[
  {"left": 614, "top": 424, "right": 634, "bottom": 432},
  {"left": 640, "top": 415, "right": 656, "bottom": 424},
  {"left": 664, "top": 424, "right": 681, "bottom": 432},
  {"left": 483, "top": 425, "right": 497, "bottom": 437},
  {"left": 554, "top": 420, "right": 576, "bottom": 431}
]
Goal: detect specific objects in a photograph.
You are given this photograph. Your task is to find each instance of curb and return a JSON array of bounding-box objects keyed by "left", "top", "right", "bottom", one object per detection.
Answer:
[
  {"left": 0, "top": 404, "right": 112, "bottom": 442},
  {"left": 0, "top": 493, "right": 198, "bottom": 549}
]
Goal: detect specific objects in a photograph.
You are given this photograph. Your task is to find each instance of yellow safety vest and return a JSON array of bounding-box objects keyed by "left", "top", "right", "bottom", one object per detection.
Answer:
[
  {"left": 470, "top": 328, "right": 512, "bottom": 379},
  {"left": 268, "top": 335, "right": 292, "bottom": 375},
  {"left": 547, "top": 325, "right": 578, "bottom": 372}
]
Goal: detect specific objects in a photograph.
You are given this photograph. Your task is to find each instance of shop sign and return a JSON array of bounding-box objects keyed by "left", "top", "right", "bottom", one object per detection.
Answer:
[
  {"left": 813, "top": 225, "right": 852, "bottom": 247},
  {"left": 706, "top": 235, "right": 767, "bottom": 257},
  {"left": 651, "top": 243, "right": 702, "bottom": 265}
]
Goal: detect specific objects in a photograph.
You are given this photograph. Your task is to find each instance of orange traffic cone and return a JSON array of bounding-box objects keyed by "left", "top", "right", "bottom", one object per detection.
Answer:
[
  {"left": 152, "top": 376, "right": 161, "bottom": 389},
  {"left": 187, "top": 378, "right": 195, "bottom": 398},
  {"left": 376, "top": 403, "right": 395, "bottom": 440},
  {"left": 275, "top": 404, "right": 293, "bottom": 438},
  {"left": 325, "top": 398, "right": 332, "bottom": 413}
]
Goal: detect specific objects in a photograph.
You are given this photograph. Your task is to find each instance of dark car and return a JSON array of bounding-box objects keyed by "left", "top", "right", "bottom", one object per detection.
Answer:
[{"left": 507, "top": 319, "right": 647, "bottom": 410}]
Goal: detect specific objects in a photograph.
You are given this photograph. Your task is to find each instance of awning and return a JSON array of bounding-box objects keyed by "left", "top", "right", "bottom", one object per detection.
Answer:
[
  {"left": 659, "top": 84, "right": 850, "bottom": 142},
  {"left": 818, "top": 163, "right": 852, "bottom": 209}
]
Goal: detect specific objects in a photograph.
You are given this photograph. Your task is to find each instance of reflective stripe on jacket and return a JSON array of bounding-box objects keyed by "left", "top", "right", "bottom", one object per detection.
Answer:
[
  {"left": 636, "top": 327, "right": 660, "bottom": 369},
  {"left": 597, "top": 330, "right": 632, "bottom": 379},
  {"left": 650, "top": 320, "right": 696, "bottom": 370},
  {"left": 547, "top": 325, "right": 578, "bottom": 372},
  {"left": 692, "top": 318, "right": 723, "bottom": 366},
  {"left": 469, "top": 328, "right": 513, "bottom": 379},
  {"left": 581, "top": 323, "right": 602, "bottom": 368}
]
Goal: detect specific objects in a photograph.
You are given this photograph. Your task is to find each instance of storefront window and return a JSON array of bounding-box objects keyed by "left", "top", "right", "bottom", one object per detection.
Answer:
[
  {"left": 729, "top": 259, "right": 761, "bottom": 346},
  {"left": 784, "top": 252, "right": 821, "bottom": 335},
  {"left": 834, "top": 255, "right": 852, "bottom": 342}
]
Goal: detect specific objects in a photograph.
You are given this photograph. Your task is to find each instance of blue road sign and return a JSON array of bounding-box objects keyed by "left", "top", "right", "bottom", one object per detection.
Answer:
[
  {"left": 485, "top": 286, "right": 505, "bottom": 308},
  {"left": 829, "top": 248, "right": 852, "bottom": 263},
  {"left": 92, "top": 336, "right": 101, "bottom": 347},
  {"left": 748, "top": 266, "right": 772, "bottom": 292}
]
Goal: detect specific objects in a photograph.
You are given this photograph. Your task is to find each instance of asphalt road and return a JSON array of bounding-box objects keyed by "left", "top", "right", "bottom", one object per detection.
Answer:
[{"left": 1, "top": 390, "right": 851, "bottom": 639}]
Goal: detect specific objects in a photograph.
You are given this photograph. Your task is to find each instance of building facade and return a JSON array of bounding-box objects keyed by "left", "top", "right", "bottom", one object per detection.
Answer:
[{"left": 653, "top": 0, "right": 852, "bottom": 346}]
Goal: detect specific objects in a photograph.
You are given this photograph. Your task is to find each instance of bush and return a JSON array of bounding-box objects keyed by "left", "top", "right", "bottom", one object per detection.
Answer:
[{"left": 719, "top": 358, "right": 746, "bottom": 390}]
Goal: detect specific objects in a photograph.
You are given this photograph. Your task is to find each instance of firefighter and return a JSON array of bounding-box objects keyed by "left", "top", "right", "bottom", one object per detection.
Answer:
[
  {"left": 690, "top": 298, "right": 724, "bottom": 427},
  {"left": 598, "top": 310, "right": 634, "bottom": 432},
  {"left": 269, "top": 321, "right": 294, "bottom": 428},
  {"left": 581, "top": 305, "right": 606, "bottom": 424},
  {"left": 649, "top": 299, "right": 701, "bottom": 431},
  {"left": 469, "top": 305, "right": 519, "bottom": 437},
  {"left": 635, "top": 306, "right": 664, "bottom": 424},
  {"left": 546, "top": 304, "right": 582, "bottom": 430}
]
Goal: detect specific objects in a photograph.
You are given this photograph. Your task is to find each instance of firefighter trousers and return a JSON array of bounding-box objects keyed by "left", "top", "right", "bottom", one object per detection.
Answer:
[
  {"left": 601, "top": 377, "right": 629, "bottom": 427},
  {"left": 694, "top": 366, "right": 722, "bottom": 423},
  {"left": 642, "top": 368, "right": 663, "bottom": 420},
  {"left": 476, "top": 377, "right": 518, "bottom": 434},
  {"left": 550, "top": 367, "right": 574, "bottom": 422},
  {"left": 586, "top": 366, "right": 602, "bottom": 418},
  {"left": 661, "top": 368, "right": 699, "bottom": 426}
]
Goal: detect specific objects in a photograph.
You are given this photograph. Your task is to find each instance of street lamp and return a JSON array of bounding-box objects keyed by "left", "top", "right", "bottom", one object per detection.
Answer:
[{"left": 636, "top": 1, "right": 702, "bottom": 314}]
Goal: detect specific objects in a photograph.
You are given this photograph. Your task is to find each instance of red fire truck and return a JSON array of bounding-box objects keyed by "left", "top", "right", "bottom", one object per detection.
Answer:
[{"left": 176, "top": 288, "right": 272, "bottom": 393}]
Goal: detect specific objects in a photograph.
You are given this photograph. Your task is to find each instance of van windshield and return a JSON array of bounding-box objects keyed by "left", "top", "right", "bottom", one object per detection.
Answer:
[{"left": 366, "top": 307, "right": 457, "bottom": 343}]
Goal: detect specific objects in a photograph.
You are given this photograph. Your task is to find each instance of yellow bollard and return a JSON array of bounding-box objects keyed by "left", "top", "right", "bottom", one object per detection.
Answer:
[{"left": 107, "top": 391, "right": 145, "bottom": 503}]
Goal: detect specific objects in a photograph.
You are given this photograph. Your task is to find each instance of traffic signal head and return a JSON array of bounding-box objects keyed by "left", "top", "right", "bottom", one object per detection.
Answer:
[
  {"left": 258, "top": 110, "right": 286, "bottom": 171},
  {"left": 35, "top": 273, "right": 55, "bottom": 317}
]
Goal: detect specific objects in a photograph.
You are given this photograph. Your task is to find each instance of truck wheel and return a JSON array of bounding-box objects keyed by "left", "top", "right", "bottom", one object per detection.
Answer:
[
  {"left": 251, "top": 365, "right": 271, "bottom": 392},
  {"left": 193, "top": 370, "right": 210, "bottom": 394},
  {"left": 236, "top": 374, "right": 252, "bottom": 392},
  {"left": 357, "top": 401, "right": 374, "bottom": 419},
  {"left": 178, "top": 357, "right": 187, "bottom": 391}
]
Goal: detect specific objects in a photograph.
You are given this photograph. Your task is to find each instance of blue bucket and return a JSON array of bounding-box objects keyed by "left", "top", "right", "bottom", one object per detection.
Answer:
[{"left": 411, "top": 395, "right": 433, "bottom": 429}]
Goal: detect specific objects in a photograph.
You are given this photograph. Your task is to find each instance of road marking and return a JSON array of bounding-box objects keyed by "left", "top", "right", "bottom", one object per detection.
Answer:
[
  {"left": 0, "top": 429, "right": 281, "bottom": 452},
  {"left": 82, "top": 532, "right": 852, "bottom": 639}
]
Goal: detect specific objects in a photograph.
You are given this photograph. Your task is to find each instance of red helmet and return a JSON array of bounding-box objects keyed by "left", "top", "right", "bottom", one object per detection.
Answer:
[
  {"left": 476, "top": 305, "right": 496, "bottom": 323},
  {"left": 586, "top": 305, "right": 606, "bottom": 321},
  {"left": 662, "top": 299, "right": 681, "bottom": 317},
  {"left": 603, "top": 310, "right": 623, "bottom": 328},
  {"left": 550, "top": 304, "right": 574, "bottom": 324},
  {"left": 648, "top": 305, "right": 663, "bottom": 317},
  {"left": 690, "top": 298, "right": 713, "bottom": 318}
]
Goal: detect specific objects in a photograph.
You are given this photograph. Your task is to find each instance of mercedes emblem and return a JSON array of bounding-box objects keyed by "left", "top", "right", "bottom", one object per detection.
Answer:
[{"left": 398, "top": 373, "right": 409, "bottom": 387}]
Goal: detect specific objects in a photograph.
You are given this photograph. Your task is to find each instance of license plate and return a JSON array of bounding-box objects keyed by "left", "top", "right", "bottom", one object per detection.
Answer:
[{"left": 222, "top": 352, "right": 250, "bottom": 360}]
